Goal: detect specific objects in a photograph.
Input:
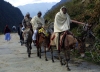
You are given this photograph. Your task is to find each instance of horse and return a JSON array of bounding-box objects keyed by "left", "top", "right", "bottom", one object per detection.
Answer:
[
  {"left": 36, "top": 30, "right": 51, "bottom": 61},
  {"left": 23, "top": 28, "right": 32, "bottom": 57},
  {"left": 49, "top": 31, "right": 85, "bottom": 71}
]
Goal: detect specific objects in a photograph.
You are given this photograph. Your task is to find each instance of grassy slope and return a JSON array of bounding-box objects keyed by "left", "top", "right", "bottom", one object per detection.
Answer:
[{"left": 44, "top": 0, "right": 100, "bottom": 37}]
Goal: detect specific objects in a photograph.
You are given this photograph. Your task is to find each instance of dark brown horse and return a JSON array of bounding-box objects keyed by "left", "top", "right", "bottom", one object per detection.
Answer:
[
  {"left": 49, "top": 32, "right": 85, "bottom": 71},
  {"left": 36, "top": 32, "right": 50, "bottom": 61},
  {"left": 36, "top": 29, "right": 85, "bottom": 71}
]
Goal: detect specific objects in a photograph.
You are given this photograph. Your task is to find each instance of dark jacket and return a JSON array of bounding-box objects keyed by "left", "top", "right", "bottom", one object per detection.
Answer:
[
  {"left": 17, "top": 26, "right": 20, "bottom": 35},
  {"left": 4, "top": 27, "right": 11, "bottom": 34}
]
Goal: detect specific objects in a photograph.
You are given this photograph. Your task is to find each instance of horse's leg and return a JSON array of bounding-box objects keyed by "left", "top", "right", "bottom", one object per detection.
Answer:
[
  {"left": 29, "top": 43, "right": 31, "bottom": 54},
  {"left": 58, "top": 50, "right": 63, "bottom": 65},
  {"left": 26, "top": 43, "right": 28, "bottom": 53},
  {"left": 44, "top": 46, "right": 48, "bottom": 61},
  {"left": 30, "top": 42, "right": 32, "bottom": 50},
  {"left": 50, "top": 46, "right": 54, "bottom": 62},
  {"left": 28, "top": 49, "right": 31, "bottom": 58},
  {"left": 27, "top": 43, "right": 31, "bottom": 58},
  {"left": 39, "top": 45, "right": 41, "bottom": 59},
  {"left": 37, "top": 46, "right": 39, "bottom": 57},
  {"left": 64, "top": 47, "right": 70, "bottom": 71}
]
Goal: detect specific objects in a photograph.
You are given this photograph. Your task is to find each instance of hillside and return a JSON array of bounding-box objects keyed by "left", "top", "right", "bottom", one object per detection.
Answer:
[
  {"left": 0, "top": 0, "right": 23, "bottom": 33},
  {"left": 18, "top": 2, "right": 57, "bottom": 17},
  {"left": 44, "top": 0, "right": 100, "bottom": 38}
]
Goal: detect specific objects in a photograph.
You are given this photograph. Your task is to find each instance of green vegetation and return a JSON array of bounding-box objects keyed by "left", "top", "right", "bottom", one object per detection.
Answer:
[
  {"left": 44, "top": 0, "right": 100, "bottom": 64},
  {"left": 44, "top": 0, "right": 100, "bottom": 38}
]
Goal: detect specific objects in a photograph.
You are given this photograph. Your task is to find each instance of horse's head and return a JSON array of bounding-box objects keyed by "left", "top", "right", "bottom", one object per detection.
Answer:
[
  {"left": 38, "top": 31, "right": 51, "bottom": 44},
  {"left": 75, "top": 37, "right": 86, "bottom": 58},
  {"left": 63, "top": 34, "right": 85, "bottom": 58},
  {"left": 24, "top": 32, "right": 29, "bottom": 44},
  {"left": 23, "top": 30, "right": 32, "bottom": 44}
]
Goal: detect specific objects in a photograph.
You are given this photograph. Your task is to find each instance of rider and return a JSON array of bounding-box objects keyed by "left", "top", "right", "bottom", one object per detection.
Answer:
[
  {"left": 54, "top": 6, "right": 73, "bottom": 50},
  {"left": 22, "top": 13, "right": 32, "bottom": 42},
  {"left": 22, "top": 13, "right": 32, "bottom": 29},
  {"left": 30, "top": 11, "right": 44, "bottom": 46}
]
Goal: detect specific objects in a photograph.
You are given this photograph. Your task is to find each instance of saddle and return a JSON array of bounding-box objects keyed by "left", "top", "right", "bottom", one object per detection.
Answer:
[
  {"left": 36, "top": 27, "right": 49, "bottom": 46},
  {"left": 60, "top": 31, "right": 73, "bottom": 48},
  {"left": 38, "top": 27, "right": 49, "bottom": 37}
]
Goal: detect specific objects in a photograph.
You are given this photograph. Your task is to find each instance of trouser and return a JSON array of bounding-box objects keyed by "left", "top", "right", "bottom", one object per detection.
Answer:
[
  {"left": 20, "top": 31, "right": 24, "bottom": 41},
  {"left": 32, "top": 30, "right": 38, "bottom": 41},
  {"left": 55, "top": 32, "right": 61, "bottom": 50},
  {"left": 55, "top": 31, "right": 72, "bottom": 50}
]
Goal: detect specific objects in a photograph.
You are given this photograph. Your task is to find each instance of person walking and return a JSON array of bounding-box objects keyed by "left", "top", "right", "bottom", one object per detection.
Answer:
[{"left": 4, "top": 25, "right": 11, "bottom": 41}]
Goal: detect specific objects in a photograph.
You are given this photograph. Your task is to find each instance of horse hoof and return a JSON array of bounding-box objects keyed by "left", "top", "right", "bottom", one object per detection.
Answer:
[
  {"left": 28, "top": 55, "right": 30, "bottom": 58},
  {"left": 52, "top": 60, "right": 54, "bottom": 63},
  {"left": 62, "top": 61, "right": 66, "bottom": 65},
  {"left": 45, "top": 59, "right": 48, "bottom": 61},
  {"left": 67, "top": 68, "right": 71, "bottom": 71},
  {"left": 37, "top": 53, "right": 39, "bottom": 57},
  {"left": 60, "top": 63, "right": 64, "bottom": 65}
]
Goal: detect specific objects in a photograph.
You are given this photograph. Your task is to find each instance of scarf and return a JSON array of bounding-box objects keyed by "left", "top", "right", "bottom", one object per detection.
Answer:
[
  {"left": 54, "top": 7, "right": 71, "bottom": 32},
  {"left": 30, "top": 16, "right": 44, "bottom": 30}
]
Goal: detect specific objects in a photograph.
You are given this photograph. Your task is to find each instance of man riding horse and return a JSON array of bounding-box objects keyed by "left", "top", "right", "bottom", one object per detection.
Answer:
[
  {"left": 49, "top": 6, "right": 86, "bottom": 71},
  {"left": 22, "top": 13, "right": 32, "bottom": 29},
  {"left": 22, "top": 13, "right": 33, "bottom": 57},
  {"left": 30, "top": 11, "right": 44, "bottom": 46},
  {"left": 22, "top": 13, "right": 33, "bottom": 42},
  {"left": 54, "top": 6, "right": 74, "bottom": 50}
]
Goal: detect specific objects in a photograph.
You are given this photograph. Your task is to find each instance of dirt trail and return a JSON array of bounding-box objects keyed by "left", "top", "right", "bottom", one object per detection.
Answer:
[{"left": 0, "top": 33, "right": 100, "bottom": 72}]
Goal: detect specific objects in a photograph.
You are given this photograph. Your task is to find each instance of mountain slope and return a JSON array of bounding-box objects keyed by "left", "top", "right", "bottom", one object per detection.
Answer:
[
  {"left": 44, "top": 0, "right": 100, "bottom": 37},
  {"left": 18, "top": 2, "right": 57, "bottom": 17},
  {"left": 0, "top": 0, "right": 23, "bottom": 32},
  {"left": 44, "top": 0, "right": 71, "bottom": 21}
]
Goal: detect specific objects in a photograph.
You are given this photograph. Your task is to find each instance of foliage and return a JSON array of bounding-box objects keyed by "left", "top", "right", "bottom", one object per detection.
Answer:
[
  {"left": 44, "top": 0, "right": 100, "bottom": 64},
  {"left": 44, "top": 0, "right": 100, "bottom": 37},
  {"left": 93, "top": 24, "right": 100, "bottom": 38}
]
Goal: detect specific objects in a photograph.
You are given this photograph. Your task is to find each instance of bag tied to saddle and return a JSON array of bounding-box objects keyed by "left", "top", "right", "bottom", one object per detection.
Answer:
[{"left": 38, "top": 28, "right": 49, "bottom": 37}]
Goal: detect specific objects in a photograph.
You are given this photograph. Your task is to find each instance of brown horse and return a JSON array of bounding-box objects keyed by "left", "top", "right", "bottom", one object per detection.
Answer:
[
  {"left": 23, "top": 28, "right": 32, "bottom": 57},
  {"left": 49, "top": 32, "right": 85, "bottom": 71},
  {"left": 36, "top": 32, "right": 50, "bottom": 61}
]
